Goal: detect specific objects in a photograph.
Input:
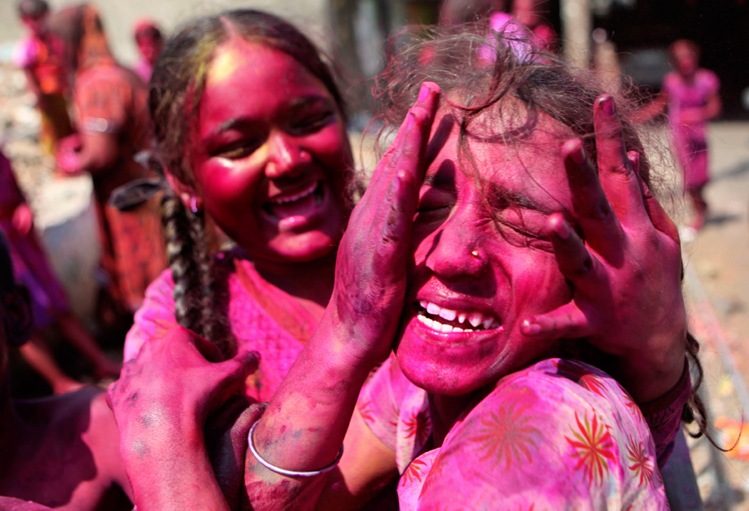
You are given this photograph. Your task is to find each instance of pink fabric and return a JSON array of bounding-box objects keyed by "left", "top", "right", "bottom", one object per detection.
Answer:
[
  {"left": 360, "top": 357, "right": 668, "bottom": 509},
  {"left": 0, "top": 153, "right": 69, "bottom": 328},
  {"left": 13, "top": 33, "right": 67, "bottom": 95},
  {"left": 133, "top": 58, "right": 152, "bottom": 84},
  {"left": 663, "top": 69, "right": 720, "bottom": 190},
  {"left": 124, "top": 253, "right": 305, "bottom": 402}
]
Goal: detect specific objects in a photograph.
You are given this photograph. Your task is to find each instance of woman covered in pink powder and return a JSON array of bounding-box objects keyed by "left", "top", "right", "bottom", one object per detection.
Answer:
[
  {"left": 236, "top": 31, "right": 697, "bottom": 510},
  {"left": 107, "top": 20, "right": 702, "bottom": 510},
  {"left": 639, "top": 39, "right": 721, "bottom": 236}
]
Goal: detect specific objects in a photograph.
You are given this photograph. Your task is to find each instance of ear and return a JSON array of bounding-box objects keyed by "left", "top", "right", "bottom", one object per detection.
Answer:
[
  {"left": 165, "top": 173, "right": 203, "bottom": 212},
  {"left": 3, "top": 286, "right": 33, "bottom": 347}
]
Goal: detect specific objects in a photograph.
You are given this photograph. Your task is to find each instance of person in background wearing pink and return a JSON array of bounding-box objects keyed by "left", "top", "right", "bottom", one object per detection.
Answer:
[
  {"left": 132, "top": 19, "right": 163, "bottom": 84},
  {"left": 14, "top": 0, "right": 73, "bottom": 155},
  {"left": 0, "top": 150, "right": 120, "bottom": 393},
  {"left": 637, "top": 39, "right": 721, "bottom": 239},
  {"left": 0, "top": 233, "right": 131, "bottom": 510}
]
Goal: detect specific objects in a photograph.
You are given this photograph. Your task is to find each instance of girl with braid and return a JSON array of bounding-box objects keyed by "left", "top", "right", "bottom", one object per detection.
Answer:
[{"left": 111, "top": 12, "right": 701, "bottom": 509}]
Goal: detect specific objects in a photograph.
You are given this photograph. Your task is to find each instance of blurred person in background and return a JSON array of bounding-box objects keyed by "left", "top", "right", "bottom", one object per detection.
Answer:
[
  {"left": 132, "top": 19, "right": 163, "bottom": 83},
  {"left": 0, "top": 232, "right": 131, "bottom": 510},
  {"left": 54, "top": 4, "right": 166, "bottom": 330},
  {"left": 636, "top": 39, "right": 721, "bottom": 239},
  {"left": 14, "top": 0, "right": 74, "bottom": 155},
  {"left": 0, "top": 149, "right": 120, "bottom": 393}
]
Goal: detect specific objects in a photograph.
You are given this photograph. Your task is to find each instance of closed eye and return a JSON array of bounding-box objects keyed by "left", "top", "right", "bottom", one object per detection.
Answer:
[
  {"left": 208, "top": 137, "right": 263, "bottom": 160},
  {"left": 287, "top": 109, "right": 336, "bottom": 136}
]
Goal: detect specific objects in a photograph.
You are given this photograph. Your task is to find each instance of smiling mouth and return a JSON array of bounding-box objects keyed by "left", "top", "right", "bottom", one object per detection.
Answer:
[
  {"left": 416, "top": 300, "right": 501, "bottom": 334},
  {"left": 262, "top": 181, "right": 324, "bottom": 220}
]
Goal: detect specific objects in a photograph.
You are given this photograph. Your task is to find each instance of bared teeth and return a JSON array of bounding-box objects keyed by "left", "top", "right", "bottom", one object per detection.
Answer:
[
  {"left": 270, "top": 182, "right": 317, "bottom": 205},
  {"left": 417, "top": 300, "right": 500, "bottom": 333},
  {"left": 468, "top": 313, "right": 483, "bottom": 328}
]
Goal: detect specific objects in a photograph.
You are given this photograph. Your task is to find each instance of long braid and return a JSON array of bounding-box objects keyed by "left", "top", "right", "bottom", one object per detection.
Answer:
[{"left": 160, "top": 191, "right": 203, "bottom": 334}]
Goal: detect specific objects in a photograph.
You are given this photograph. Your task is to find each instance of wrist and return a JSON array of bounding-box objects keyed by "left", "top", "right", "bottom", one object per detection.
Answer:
[
  {"left": 618, "top": 329, "right": 687, "bottom": 402},
  {"left": 312, "top": 309, "right": 390, "bottom": 376}
]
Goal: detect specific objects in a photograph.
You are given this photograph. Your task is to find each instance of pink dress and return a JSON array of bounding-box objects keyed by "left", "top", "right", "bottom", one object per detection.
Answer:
[
  {"left": 663, "top": 69, "right": 720, "bottom": 191},
  {"left": 0, "top": 152, "right": 70, "bottom": 328},
  {"left": 124, "top": 251, "right": 310, "bottom": 402},
  {"left": 360, "top": 357, "right": 670, "bottom": 509}
]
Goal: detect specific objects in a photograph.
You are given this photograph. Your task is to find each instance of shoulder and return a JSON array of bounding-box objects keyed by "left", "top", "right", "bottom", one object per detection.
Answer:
[
  {"left": 418, "top": 359, "right": 666, "bottom": 509},
  {"left": 124, "top": 269, "right": 176, "bottom": 361},
  {"left": 663, "top": 72, "right": 680, "bottom": 90},
  {"left": 697, "top": 69, "right": 720, "bottom": 91}
]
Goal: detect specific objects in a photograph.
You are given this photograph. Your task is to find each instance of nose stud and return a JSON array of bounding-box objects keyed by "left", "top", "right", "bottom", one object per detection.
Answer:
[{"left": 470, "top": 249, "right": 480, "bottom": 258}]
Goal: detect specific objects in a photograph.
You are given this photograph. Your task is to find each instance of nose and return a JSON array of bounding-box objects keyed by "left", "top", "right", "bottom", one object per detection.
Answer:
[
  {"left": 265, "top": 131, "right": 310, "bottom": 180},
  {"left": 423, "top": 207, "right": 489, "bottom": 280}
]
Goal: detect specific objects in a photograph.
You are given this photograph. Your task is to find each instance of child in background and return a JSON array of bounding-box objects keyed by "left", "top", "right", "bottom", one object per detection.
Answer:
[
  {"left": 14, "top": 0, "right": 74, "bottom": 154},
  {"left": 637, "top": 39, "right": 721, "bottom": 239},
  {"left": 132, "top": 19, "right": 163, "bottom": 83}
]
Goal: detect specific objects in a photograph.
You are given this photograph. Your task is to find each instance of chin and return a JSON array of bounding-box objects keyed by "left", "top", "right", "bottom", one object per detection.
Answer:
[
  {"left": 395, "top": 320, "right": 508, "bottom": 397},
  {"left": 267, "top": 230, "right": 339, "bottom": 262}
]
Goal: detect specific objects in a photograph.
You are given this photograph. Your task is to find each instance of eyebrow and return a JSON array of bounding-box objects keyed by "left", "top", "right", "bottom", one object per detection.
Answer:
[
  {"left": 205, "top": 95, "right": 333, "bottom": 139},
  {"left": 206, "top": 117, "right": 257, "bottom": 139},
  {"left": 485, "top": 184, "right": 553, "bottom": 214}
]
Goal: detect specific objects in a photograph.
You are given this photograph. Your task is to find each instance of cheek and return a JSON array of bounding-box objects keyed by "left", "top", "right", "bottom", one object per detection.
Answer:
[
  {"left": 510, "top": 253, "right": 570, "bottom": 312},
  {"left": 309, "top": 124, "right": 352, "bottom": 174},
  {"left": 198, "top": 161, "right": 263, "bottom": 207}
]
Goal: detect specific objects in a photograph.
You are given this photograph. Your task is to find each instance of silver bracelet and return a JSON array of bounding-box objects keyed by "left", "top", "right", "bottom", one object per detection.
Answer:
[{"left": 248, "top": 421, "right": 344, "bottom": 478}]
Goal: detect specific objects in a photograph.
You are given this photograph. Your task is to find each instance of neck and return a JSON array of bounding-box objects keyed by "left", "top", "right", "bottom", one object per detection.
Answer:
[
  {"left": 252, "top": 252, "right": 336, "bottom": 308},
  {"left": 428, "top": 388, "right": 486, "bottom": 445}
]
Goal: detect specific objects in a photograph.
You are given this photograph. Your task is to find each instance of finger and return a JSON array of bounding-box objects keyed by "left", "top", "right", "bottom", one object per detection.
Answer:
[
  {"left": 210, "top": 345, "right": 261, "bottom": 394},
  {"left": 520, "top": 301, "right": 592, "bottom": 339},
  {"left": 375, "top": 84, "right": 441, "bottom": 252},
  {"left": 562, "top": 138, "right": 623, "bottom": 261},
  {"left": 366, "top": 82, "right": 440, "bottom": 194},
  {"left": 594, "top": 95, "right": 649, "bottom": 225},
  {"left": 633, "top": 152, "right": 679, "bottom": 244},
  {"left": 210, "top": 404, "right": 261, "bottom": 505},
  {"left": 546, "top": 212, "right": 604, "bottom": 296}
]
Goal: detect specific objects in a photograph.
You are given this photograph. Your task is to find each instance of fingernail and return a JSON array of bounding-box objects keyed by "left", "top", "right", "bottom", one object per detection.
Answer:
[
  {"left": 599, "top": 95, "right": 616, "bottom": 115},
  {"left": 418, "top": 83, "right": 432, "bottom": 103}
]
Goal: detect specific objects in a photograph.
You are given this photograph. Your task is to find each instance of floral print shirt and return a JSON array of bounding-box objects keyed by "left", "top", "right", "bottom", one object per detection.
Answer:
[{"left": 359, "top": 357, "right": 668, "bottom": 510}]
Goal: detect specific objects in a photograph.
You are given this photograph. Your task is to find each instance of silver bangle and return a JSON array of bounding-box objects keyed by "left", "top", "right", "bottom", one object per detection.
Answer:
[{"left": 248, "top": 421, "right": 343, "bottom": 478}]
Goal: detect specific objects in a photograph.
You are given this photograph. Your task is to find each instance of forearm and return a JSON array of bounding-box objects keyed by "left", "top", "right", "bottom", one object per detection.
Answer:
[
  {"left": 616, "top": 326, "right": 687, "bottom": 403},
  {"left": 246, "top": 313, "right": 376, "bottom": 509}
]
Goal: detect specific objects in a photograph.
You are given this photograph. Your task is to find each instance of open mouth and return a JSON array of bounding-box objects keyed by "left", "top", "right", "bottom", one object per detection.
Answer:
[
  {"left": 262, "top": 181, "right": 325, "bottom": 221},
  {"left": 415, "top": 300, "right": 501, "bottom": 334}
]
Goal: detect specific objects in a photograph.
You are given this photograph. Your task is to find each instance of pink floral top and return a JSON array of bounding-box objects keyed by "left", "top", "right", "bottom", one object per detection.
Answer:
[
  {"left": 359, "top": 357, "right": 668, "bottom": 509},
  {"left": 124, "top": 253, "right": 306, "bottom": 402}
]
